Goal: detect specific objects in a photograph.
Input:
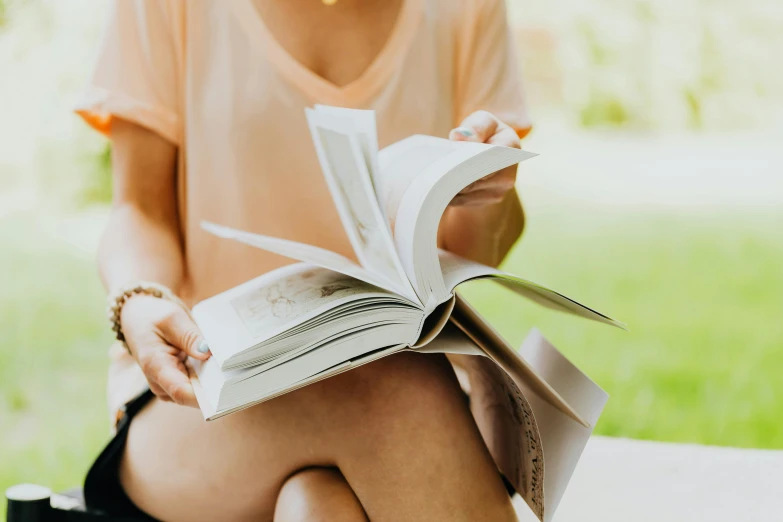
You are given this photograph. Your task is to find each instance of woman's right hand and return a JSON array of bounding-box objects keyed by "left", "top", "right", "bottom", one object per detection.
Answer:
[{"left": 120, "top": 295, "right": 211, "bottom": 407}]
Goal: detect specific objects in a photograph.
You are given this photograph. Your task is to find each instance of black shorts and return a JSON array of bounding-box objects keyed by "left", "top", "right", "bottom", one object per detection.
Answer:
[
  {"left": 82, "top": 389, "right": 515, "bottom": 520},
  {"left": 83, "top": 389, "right": 157, "bottom": 521}
]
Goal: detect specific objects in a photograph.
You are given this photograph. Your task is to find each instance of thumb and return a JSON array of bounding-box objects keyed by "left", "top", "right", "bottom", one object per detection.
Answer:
[{"left": 158, "top": 305, "right": 211, "bottom": 361}]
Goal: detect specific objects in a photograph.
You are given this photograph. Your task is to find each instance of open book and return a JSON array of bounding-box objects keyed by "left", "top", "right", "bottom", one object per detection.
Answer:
[{"left": 189, "top": 105, "right": 623, "bottom": 521}]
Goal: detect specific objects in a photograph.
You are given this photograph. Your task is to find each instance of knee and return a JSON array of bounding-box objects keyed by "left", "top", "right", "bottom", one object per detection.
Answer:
[{"left": 274, "top": 467, "right": 367, "bottom": 522}]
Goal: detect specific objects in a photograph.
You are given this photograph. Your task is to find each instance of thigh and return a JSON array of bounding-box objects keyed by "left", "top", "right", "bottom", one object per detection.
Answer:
[
  {"left": 120, "top": 386, "right": 337, "bottom": 522},
  {"left": 120, "top": 352, "right": 515, "bottom": 522}
]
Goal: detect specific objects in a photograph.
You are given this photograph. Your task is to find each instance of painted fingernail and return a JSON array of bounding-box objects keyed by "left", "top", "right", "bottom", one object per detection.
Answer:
[
  {"left": 455, "top": 127, "right": 473, "bottom": 138},
  {"left": 197, "top": 340, "right": 210, "bottom": 354}
]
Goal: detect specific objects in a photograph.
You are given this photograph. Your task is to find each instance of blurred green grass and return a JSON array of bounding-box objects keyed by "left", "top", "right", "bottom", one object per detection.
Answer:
[
  {"left": 464, "top": 209, "right": 783, "bottom": 448},
  {"left": 1, "top": 208, "right": 781, "bottom": 515},
  {"left": 0, "top": 212, "right": 110, "bottom": 511}
]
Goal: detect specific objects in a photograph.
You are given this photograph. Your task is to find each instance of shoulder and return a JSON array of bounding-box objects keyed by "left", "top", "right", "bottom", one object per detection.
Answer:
[{"left": 105, "top": 0, "right": 186, "bottom": 40}]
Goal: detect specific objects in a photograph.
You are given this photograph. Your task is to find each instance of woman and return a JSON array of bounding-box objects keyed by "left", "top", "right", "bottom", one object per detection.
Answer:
[{"left": 76, "top": 0, "right": 531, "bottom": 520}]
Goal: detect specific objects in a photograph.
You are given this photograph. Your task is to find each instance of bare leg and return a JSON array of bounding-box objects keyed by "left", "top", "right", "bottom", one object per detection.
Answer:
[
  {"left": 274, "top": 467, "right": 367, "bottom": 522},
  {"left": 120, "top": 352, "right": 516, "bottom": 522}
]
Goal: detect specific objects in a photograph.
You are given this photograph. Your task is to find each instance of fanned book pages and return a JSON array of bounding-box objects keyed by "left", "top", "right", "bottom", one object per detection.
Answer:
[{"left": 188, "top": 105, "right": 624, "bottom": 521}]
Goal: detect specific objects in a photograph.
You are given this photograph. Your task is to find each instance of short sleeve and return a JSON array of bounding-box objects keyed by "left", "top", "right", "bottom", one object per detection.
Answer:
[
  {"left": 74, "top": 0, "right": 183, "bottom": 145},
  {"left": 454, "top": 0, "right": 531, "bottom": 139}
]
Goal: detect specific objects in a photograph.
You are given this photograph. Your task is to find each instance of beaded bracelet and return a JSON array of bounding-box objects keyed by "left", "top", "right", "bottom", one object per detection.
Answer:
[{"left": 106, "top": 281, "right": 188, "bottom": 351}]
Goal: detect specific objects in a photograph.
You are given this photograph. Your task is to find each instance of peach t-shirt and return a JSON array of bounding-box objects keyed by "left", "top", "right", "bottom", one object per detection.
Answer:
[{"left": 76, "top": 0, "right": 530, "bottom": 421}]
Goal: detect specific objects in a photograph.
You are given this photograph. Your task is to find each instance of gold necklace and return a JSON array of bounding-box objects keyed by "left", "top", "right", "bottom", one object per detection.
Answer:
[{"left": 322, "top": 0, "right": 337, "bottom": 5}]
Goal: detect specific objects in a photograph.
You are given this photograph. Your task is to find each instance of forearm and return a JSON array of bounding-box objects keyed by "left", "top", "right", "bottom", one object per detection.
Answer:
[
  {"left": 98, "top": 203, "right": 185, "bottom": 294},
  {"left": 94, "top": 119, "right": 205, "bottom": 406},
  {"left": 98, "top": 117, "right": 184, "bottom": 294},
  {"left": 438, "top": 188, "right": 525, "bottom": 267}
]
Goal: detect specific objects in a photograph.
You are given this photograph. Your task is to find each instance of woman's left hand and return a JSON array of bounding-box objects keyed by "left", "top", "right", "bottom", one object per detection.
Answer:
[{"left": 448, "top": 110, "right": 521, "bottom": 207}]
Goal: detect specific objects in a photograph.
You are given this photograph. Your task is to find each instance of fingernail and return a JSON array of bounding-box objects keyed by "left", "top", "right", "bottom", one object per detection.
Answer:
[
  {"left": 197, "top": 340, "right": 210, "bottom": 354},
  {"left": 455, "top": 127, "right": 473, "bottom": 138}
]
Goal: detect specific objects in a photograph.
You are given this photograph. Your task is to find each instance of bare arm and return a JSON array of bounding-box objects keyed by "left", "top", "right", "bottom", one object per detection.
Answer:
[
  {"left": 101, "top": 118, "right": 209, "bottom": 407},
  {"left": 98, "top": 118, "right": 184, "bottom": 292},
  {"left": 439, "top": 189, "right": 524, "bottom": 268},
  {"left": 438, "top": 111, "right": 526, "bottom": 267}
]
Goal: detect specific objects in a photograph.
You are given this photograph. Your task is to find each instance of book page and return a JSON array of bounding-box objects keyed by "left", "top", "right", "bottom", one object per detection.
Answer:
[
  {"left": 440, "top": 326, "right": 609, "bottom": 522},
  {"left": 376, "top": 135, "right": 458, "bottom": 236},
  {"left": 193, "top": 344, "right": 406, "bottom": 421},
  {"left": 306, "top": 109, "right": 416, "bottom": 302},
  {"left": 439, "top": 250, "right": 625, "bottom": 329},
  {"left": 420, "top": 324, "right": 545, "bottom": 520},
  {"left": 228, "top": 268, "right": 386, "bottom": 340},
  {"left": 222, "top": 323, "right": 417, "bottom": 412},
  {"left": 469, "top": 356, "right": 546, "bottom": 521},
  {"left": 192, "top": 262, "right": 408, "bottom": 369},
  {"left": 449, "top": 294, "right": 588, "bottom": 427},
  {"left": 447, "top": 295, "right": 614, "bottom": 521},
  {"left": 378, "top": 136, "right": 536, "bottom": 304},
  {"left": 201, "top": 222, "right": 412, "bottom": 301},
  {"left": 313, "top": 105, "right": 379, "bottom": 190},
  {"left": 515, "top": 329, "right": 609, "bottom": 521}
]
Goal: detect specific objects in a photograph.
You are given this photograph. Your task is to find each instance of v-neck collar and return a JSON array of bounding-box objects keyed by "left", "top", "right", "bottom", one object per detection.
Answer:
[{"left": 230, "top": 0, "right": 421, "bottom": 106}]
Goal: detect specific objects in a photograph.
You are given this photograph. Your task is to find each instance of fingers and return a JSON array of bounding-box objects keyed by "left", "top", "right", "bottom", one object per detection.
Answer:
[
  {"left": 448, "top": 111, "right": 520, "bottom": 207},
  {"left": 120, "top": 297, "right": 205, "bottom": 407},
  {"left": 486, "top": 124, "right": 521, "bottom": 149},
  {"left": 450, "top": 110, "right": 499, "bottom": 143},
  {"left": 157, "top": 359, "right": 199, "bottom": 407},
  {"left": 156, "top": 305, "right": 211, "bottom": 360},
  {"left": 148, "top": 381, "right": 172, "bottom": 402},
  {"left": 450, "top": 111, "right": 521, "bottom": 149},
  {"left": 140, "top": 348, "right": 199, "bottom": 407}
]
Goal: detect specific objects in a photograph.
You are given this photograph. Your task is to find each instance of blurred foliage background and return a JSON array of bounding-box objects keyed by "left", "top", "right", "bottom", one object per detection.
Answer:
[{"left": 0, "top": 0, "right": 781, "bottom": 510}]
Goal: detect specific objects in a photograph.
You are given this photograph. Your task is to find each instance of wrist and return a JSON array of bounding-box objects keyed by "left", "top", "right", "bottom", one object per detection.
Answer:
[{"left": 107, "top": 281, "right": 187, "bottom": 350}]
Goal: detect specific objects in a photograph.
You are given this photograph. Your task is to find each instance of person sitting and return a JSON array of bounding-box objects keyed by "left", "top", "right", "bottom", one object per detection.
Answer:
[{"left": 75, "top": 0, "right": 531, "bottom": 520}]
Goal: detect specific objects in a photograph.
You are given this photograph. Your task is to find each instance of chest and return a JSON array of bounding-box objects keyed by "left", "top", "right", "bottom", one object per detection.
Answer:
[
  {"left": 252, "top": 0, "right": 404, "bottom": 87},
  {"left": 187, "top": 0, "right": 456, "bottom": 151}
]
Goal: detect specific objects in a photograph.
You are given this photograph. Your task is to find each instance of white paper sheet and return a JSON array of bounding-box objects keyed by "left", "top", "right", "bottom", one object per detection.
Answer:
[{"left": 516, "top": 329, "right": 609, "bottom": 521}]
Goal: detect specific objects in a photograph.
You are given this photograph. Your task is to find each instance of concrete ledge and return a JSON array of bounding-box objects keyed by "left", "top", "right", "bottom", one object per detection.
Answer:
[{"left": 514, "top": 436, "right": 783, "bottom": 522}]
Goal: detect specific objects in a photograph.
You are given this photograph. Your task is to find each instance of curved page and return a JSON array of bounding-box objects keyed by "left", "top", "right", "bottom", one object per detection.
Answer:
[
  {"left": 306, "top": 108, "right": 416, "bottom": 302},
  {"left": 439, "top": 250, "right": 625, "bottom": 329},
  {"left": 313, "top": 105, "right": 380, "bottom": 190},
  {"left": 379, "top": 136, "right": 537, "bottom": 305},
  {"left": 517, "top": 328, "right": 609, "bottom": 520},
  {"left": 201, "top": 221, "right": 414, "bottom": 303}
]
